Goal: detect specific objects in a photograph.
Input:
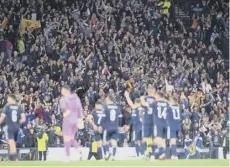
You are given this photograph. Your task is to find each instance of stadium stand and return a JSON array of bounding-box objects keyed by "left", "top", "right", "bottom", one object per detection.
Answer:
[{"left": 0, "top": 0, "right": 229, "bottom": 159}]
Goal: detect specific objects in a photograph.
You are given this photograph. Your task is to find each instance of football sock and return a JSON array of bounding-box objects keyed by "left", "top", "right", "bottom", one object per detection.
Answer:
[
  {"left": 108, "top": 143, "right": 113, "bottom": 154},
  {"left": 9, "top": 153, "right": 17, "bottom": 161},
  {"left": 151, "top": 144, "right": 157, "bottom": 156},
  {"left": 170, "top": 144, "right": 177, "bottom": 156},
  {"left": 135, "top": 143, "right": 140, "bottom": 156},
  {"left": 98, "top": 147, "right": 103, "bottom": 159},
  {"left": 103, "top": 144, "right": 109, "bottom": 155},
  {"left": 64, "top": 141, "right": 71, "bottom": 156},
  {"left": 112, "top": 147, "right": 117, "bottom": 157},
  {"left": 141, "top": 142, "right": 147, "bottom": 154},
  {"left": 109, "top": 143, "right": 112, "bottom": 148},
  {"left": 159, "top": 147, "right": 166, "bottom": 156}
]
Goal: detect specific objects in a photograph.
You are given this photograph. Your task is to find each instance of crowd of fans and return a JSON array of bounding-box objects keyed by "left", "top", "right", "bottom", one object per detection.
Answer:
[
  {"left": 0, "top": 0, "right": 229, "bottom": 154},
  {"left": 178, "top": 0, "right": 229, "bottom": 49}
]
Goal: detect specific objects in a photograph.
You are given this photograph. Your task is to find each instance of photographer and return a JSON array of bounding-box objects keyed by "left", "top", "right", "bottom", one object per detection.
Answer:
[{"left": 37, "top": 125, "right": 49, "bottom": 161}]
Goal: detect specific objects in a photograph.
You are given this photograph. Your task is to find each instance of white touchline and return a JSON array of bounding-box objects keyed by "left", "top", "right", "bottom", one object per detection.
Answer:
[{"left": 0, "top": 166, "right": 228, "bottom": 167}]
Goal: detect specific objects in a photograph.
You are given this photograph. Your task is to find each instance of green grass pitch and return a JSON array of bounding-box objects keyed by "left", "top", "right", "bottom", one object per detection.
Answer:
[{"left": 0, "top": 160, "right": 229, "bottom": 166}]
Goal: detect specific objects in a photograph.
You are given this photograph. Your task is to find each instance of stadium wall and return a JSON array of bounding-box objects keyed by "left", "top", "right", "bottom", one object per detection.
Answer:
[{"left": 0, "top": 147, "right": 225, "bottom": 160}]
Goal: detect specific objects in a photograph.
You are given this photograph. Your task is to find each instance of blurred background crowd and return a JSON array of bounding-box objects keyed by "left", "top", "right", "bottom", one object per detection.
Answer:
[{"left": 0, "top": 0, "right": 229, "bottom": 157}]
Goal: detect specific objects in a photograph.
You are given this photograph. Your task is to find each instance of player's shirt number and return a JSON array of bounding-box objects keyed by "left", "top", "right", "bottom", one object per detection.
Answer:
[
  {"left": 157, "top": 106, "right": 167, "bottom": 119},
  {"left": 147, "top": 98, "right": 154, "bottom": 115},
  {"left": 147, "top": 108, "right": 153, "bottom": 115},
  {"left": 12, "top": 110, "right": 18, "bottom": 122},
  {"left": 171, "top": 106, "right": 180, "bottom": 120},
  {"left": 110, "top": 109, "right": 116, "bottom": 121},
  {"left": 97, "top": 113, "right": 104, "bottom": 125}
]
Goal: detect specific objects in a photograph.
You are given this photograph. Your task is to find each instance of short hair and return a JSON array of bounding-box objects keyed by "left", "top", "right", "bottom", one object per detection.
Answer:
[
  {"left": 62, "top": 84, "right": 71, "bottom": 91},
  {"left": 8, "top": 94, "right": 17, "bottom": 101}
]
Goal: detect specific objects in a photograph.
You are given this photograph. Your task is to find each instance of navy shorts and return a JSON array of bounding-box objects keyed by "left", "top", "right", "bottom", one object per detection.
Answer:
[
  {"left": 132, "top": 129, "right": 142, "bottom": 141},
  {"left": 4, "top": 126, "right": 18, "bottom": 141},
  {"left": 167, "top": 127, "right": 179, "bottom": 139},
  {"left": 153, "top": 124, "right": 168, "bottom": 138},
  {"left": 94, "top": 132, "right": 103, "bottom": 142},
  {"left": 103, "top": 129, "right": 118, "bottom": 142},
  {"left": 142, "top": 124, "right": 153, "bottom": 138}
]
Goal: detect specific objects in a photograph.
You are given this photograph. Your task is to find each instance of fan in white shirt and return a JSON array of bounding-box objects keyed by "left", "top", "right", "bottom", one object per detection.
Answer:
[
  {"left": 201, "top": 79, "right": 212, "bottom": 93},
  {"left": 165, "top": 77, "right": 174, "bottom": 92}
]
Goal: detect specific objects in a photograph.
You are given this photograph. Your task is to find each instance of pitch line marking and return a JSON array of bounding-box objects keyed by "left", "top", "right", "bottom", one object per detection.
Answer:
[{"left": 1, "top": 166, "right": 228, "bottom": 167}]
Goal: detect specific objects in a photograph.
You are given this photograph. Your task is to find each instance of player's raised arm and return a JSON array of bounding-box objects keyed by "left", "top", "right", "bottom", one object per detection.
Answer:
[
  {"left": 140, "top": 96, "right": 149, "bottom": 107},
  {"left": 86, "top": 114, "right": 96, "bottom": 128},
  {"left": 124, "top": 90, "right": 135, "bottom": 109}
]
